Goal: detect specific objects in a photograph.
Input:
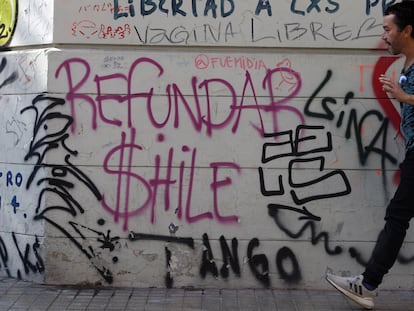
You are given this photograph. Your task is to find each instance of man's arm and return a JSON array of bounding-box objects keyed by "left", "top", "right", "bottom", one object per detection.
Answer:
[{"left": 379, "top": 74, "right": 414, "bottom": 105}]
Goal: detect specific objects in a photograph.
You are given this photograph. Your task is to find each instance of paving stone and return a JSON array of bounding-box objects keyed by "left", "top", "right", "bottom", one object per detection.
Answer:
[{"left": 0, "top": 276, "right": 413, "bottom": 311}]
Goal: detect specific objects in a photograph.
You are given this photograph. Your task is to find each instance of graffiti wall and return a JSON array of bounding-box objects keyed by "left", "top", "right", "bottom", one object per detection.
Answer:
[
  {"left": 53, "top": 0, "right": 389, "bottom": 48},
  {"left": 2, "top": 0, "right": 395, "bottom": 49},
  {"left": 1, "top": 0, "right": 414, "bottom": 289},
  {"left": 0, "top": 50, "right": 48, "bottom": 283},
  {"left": 0, "top": 0, "right": 53, "bottom": 48}
]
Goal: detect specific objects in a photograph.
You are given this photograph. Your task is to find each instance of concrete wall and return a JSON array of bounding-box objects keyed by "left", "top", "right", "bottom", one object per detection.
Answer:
[{"left": 1, "top": 0, "right": 413, "bottom": 290}]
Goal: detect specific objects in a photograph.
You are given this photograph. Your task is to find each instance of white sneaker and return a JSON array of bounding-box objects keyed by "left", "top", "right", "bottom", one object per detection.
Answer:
[{"left": 326, "top": 273, "right": 378, "bottom": 310}]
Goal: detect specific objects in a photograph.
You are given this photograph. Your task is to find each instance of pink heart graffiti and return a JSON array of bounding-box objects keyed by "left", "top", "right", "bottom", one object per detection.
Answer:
[{"left": 372, "top": 55, "right": 401, "bottom": 184}]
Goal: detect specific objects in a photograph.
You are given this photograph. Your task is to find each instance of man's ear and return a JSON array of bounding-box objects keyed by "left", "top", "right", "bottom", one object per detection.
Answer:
[{"left": 404, "top": 24, "right": 413, "bottom": 38}]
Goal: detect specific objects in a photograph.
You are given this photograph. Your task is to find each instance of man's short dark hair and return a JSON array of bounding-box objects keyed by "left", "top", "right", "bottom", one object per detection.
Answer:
[{"left": 385, "top": 1, "right": 414, "bottom": 38}]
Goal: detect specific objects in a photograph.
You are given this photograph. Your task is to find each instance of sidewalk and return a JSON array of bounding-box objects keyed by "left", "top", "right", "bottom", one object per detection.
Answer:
[{"left": 0, "top": 276, "right": 412, "bottom": 311}]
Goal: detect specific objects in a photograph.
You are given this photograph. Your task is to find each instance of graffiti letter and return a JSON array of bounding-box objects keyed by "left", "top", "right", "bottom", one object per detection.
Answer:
[
  {"left": 55, "top": 58, "right": 97, "bottom": 132},
  {"left": 210, "top": 162, "right": 240, "bottom": 223},
  {"left": 256, "top": 0, "right": 272, "bottom": 16},
  {"left": 247, "top": 238, "right": 270, "bottom": 287},
  {"left": 219, "top": 236, "right": 240, "bottom": 278},
  {"left": 200, "top": 233, "right": 219, "bottom": 278},
  {"left": 0, "top": 235, "right": 10, "bottom": 276},
  {"left": 276, "top": 247, "right": 301, "bottom": 283},
  {"left": 102, "top": 128, "right": 152, "bottom": 230}
]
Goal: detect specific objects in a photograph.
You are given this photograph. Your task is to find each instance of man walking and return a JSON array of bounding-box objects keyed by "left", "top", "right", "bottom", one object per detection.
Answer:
[{"left": 326, "top": 1, "right": 414, "bottom": 309}]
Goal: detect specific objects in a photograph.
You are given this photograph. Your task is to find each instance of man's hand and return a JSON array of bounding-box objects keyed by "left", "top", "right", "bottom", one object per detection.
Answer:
[{"left": 379, "top": 74, "right": 408, "bottom": 103}]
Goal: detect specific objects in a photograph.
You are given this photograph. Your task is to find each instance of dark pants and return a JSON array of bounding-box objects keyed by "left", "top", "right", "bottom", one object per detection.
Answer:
[{"left": 363, "top": 150, "right": 414, "bottom": 288}]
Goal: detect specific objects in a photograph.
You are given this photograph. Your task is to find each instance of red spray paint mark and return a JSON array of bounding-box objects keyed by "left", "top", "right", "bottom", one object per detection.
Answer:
[{"left": 373, "top": 56, "right": 402, "bottom": 185}]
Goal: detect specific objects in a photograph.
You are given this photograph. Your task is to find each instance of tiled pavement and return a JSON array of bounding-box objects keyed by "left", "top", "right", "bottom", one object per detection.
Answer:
[{"left": 0, "top": 276, "right": 413, "bottom": 310}]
